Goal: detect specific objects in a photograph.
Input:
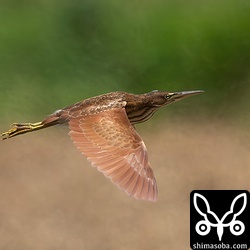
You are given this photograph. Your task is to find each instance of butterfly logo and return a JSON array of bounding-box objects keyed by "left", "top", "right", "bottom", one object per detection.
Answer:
[{"left": 193, "top": 193, "right": 247, "bottom": 241}]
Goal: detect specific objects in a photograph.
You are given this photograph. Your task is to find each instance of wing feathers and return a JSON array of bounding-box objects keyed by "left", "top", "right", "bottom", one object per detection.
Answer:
[{"left": 68, "top": 108, "right": 158, "bottom": 202}]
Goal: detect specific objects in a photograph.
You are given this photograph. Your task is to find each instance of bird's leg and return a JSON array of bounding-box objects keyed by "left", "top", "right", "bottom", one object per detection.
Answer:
[{"left": 1, "top": 122, "right": 44, "bottom": 140}]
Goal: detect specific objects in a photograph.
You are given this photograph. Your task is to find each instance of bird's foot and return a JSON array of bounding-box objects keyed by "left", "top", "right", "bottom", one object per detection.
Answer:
[{"left": 1, "top": 122, "right": 43, "bottom": 140}]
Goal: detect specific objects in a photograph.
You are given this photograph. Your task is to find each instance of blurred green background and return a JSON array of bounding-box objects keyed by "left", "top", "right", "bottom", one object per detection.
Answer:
[{"left": 1, "top": 0, "right": 250, "bottom": 124}]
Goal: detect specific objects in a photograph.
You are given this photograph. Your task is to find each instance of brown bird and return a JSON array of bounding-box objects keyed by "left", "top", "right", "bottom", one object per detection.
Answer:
[{"left": 1, "top": 90, "right": 203, "bottom": 201}]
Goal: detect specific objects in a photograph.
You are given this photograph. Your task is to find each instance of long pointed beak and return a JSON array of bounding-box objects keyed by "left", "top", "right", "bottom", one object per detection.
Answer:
[{"left": 168, "top": 90, "right": 204, "bottom": 101}]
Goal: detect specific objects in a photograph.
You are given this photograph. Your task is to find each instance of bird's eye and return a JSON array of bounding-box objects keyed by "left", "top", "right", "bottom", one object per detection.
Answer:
[{"left": 165, "top": 93, "right": 175, "bottom": 99}]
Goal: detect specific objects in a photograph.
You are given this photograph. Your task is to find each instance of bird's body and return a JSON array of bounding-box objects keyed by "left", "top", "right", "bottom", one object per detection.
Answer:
[
  {"left": 41, "top": 91, "right": 173, "bottom": 125},
  {"left": 1, "top": 90, "right": 203, "bottom": 201}
]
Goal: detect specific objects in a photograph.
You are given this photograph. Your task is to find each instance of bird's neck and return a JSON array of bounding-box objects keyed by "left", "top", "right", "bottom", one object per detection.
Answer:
[{"left": 125, "top": 95, "right": 159, "bottom": 125}]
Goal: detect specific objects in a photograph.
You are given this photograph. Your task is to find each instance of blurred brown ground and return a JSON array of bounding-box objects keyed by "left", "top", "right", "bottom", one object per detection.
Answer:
[{"left": 0, "top": 119, "right": 249, "bottom": 250}]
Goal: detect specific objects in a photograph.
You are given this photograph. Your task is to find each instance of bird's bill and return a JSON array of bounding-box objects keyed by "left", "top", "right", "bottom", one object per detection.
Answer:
[{"left": 168, "top": 90, "right": 204, "bottom": 101}]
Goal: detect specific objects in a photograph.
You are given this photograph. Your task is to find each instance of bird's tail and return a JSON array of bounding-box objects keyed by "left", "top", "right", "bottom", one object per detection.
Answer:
[{"left": 1, "top": 115, "right": 61, "bottom": 140}]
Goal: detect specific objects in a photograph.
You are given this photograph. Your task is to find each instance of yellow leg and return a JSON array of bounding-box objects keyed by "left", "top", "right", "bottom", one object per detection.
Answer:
[{"left": 1, "top": 122, "right": 44, "bottom": 140}]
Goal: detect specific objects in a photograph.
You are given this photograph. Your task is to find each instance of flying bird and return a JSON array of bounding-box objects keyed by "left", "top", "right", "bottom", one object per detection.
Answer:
[{"left": 1, "top": 90, "right": 203, "bottom": 201}]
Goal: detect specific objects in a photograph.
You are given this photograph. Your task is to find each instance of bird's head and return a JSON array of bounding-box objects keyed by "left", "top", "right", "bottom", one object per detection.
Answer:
[{"left": 146, "top": 90, "right": 204, "bottom": 107}]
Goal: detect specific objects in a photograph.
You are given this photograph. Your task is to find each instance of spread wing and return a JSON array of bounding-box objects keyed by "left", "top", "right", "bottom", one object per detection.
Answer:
[{"left": 68, "top": 108, "right": 158, "bottom": 202}]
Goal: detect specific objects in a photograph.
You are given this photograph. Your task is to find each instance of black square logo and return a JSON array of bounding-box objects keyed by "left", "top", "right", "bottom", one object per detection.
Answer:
[{"left": 190, "top": 190, "right": 250, "bottom": 250}]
